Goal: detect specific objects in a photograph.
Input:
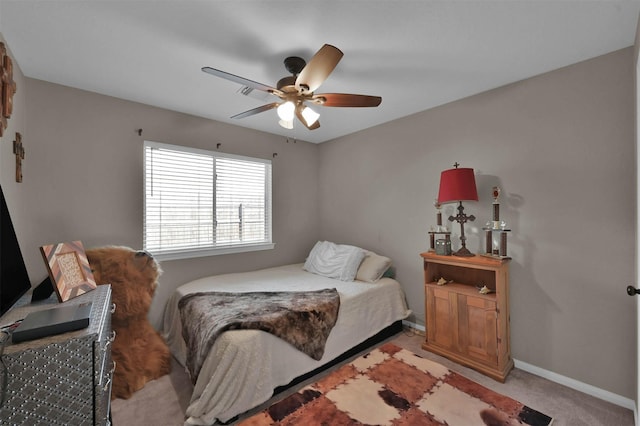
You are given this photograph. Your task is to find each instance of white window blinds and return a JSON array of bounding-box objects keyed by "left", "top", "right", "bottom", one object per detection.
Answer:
[{"left": 144, "top": 141, "right": 273, "bottom": 260}]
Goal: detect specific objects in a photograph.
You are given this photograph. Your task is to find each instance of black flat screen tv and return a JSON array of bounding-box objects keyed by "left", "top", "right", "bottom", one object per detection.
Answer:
[{"left": 0, "top": 185, "right": 31, "bottom": 317}]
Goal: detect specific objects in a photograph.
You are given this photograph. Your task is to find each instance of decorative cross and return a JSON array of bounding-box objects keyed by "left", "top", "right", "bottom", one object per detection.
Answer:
[
  {"left": 13, "top": 132, "right": 24, "bottom": 182},
  {"left": 0, "top": 42, "right": 16, "bottom": 136},
  {"left": 0, "top": 43, "right": 5, "bottom": 137}
]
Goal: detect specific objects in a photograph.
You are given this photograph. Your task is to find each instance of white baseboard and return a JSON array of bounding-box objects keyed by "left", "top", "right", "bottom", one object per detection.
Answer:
[
  {"left": 402, "top": 319, "right": 425, "bottom": 332},
  {"left": 401, "top": 320, "right": 635, "bottom": 412},
  {"left": 514, "top": 359, "right": 635, "bottom": 411}
]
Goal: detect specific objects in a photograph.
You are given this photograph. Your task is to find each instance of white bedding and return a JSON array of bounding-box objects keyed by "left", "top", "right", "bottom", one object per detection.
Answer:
[{"left": 163, "top": 263, "right": 410, "bottom": 425}]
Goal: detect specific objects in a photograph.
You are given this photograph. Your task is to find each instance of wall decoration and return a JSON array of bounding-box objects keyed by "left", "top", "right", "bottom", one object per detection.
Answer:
[
  {"left": 13, "top": 132, "right": 24, "bottom": 182},
  {"left": 0, "top": 42, "right": 17, "bottom": 137},
  {"left": 40, "top": 241, "right": 97, "bottom": 302}
]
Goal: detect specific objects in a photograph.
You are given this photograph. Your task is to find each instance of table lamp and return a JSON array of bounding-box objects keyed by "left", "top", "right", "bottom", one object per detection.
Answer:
[{"left": 437, "top": 163, "right": 478, "bottom": 257}]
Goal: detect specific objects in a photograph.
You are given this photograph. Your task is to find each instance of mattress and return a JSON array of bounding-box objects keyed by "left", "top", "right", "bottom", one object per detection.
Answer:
[{"left": 163, "top": 263, "right": 410, "bottom": 425}]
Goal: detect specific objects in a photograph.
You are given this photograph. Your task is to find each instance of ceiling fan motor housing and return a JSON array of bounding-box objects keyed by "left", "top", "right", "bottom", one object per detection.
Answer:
[
  {"left": 279, "top": 56, "right": 308, "bottom": 93},
  {"left": 277, "top": 76, "right": 298, "bottom": 93}
]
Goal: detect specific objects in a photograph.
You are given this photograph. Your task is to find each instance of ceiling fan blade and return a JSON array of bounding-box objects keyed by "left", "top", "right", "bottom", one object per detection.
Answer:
[
  {"left": 295, "top": 105, "right": 321, "bottom": 130},
  {"left": 202, "top": 67, "right": 282, "bottom": 96},
  {"left": 312, "top": 93, "right": 382, "bottom": 107},
  {"left": 295, "top": 44, "right": 343, "bottom": 93},
  {"left": 231, "top": 102, "right": 279, "bottom": 119}
]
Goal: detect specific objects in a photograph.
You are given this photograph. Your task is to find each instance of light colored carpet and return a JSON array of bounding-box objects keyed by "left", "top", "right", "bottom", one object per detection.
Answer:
[{"left": 111, "top": 330, "right": 634, "bottom": 426}]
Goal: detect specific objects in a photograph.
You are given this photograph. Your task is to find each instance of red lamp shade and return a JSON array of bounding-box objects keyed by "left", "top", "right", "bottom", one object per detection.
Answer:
[{"left": 437, "top": 167, "right": 478, "bottom": 203}]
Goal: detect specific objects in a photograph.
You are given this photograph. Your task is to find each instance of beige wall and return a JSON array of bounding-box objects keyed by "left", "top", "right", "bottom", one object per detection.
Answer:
[
  {"left": 1, "top": 31, "right": 636, "bottom": 400},
  {"left": 318, "top": 48, "right": 636, "bottom": 398},
  {"left": 0, "top": 37, "right": 28, "bottom": 261},
  {"left": 0, "top": 51, "right": 321, "bottom": 329}
]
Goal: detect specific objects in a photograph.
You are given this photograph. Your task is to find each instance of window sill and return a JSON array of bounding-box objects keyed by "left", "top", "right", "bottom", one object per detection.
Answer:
[{"left": 151, "top": 243, "right": 275, "bottom": 262}]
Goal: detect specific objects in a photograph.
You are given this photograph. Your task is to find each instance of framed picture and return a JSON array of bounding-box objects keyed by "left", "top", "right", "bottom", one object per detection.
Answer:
[{"left": 40, "top": 240, "right": 97, "bottom": 302}]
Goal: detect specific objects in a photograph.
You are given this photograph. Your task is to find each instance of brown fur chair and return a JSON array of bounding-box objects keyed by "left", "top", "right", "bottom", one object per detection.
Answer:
[{"left": 86, "top": 246, "right": 171, "bottom": 400}]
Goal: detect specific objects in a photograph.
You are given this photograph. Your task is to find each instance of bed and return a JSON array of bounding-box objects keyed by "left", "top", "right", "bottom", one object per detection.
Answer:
[{"left": 163, "top": 245, "right": 410, "bottom": 425}]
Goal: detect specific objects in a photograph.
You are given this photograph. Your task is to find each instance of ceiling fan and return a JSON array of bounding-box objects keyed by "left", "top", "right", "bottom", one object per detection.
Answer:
[{"left": 202, "top": 44, "right": 382, "bottom": 130}]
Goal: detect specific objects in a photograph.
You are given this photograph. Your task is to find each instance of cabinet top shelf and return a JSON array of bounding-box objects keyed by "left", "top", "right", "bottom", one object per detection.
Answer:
[
  {"left": 420, "top": 251, "right": 510, "bottom": 268},
  {"left": 426, "top": 281, "right": 497, "bottom": 301}
]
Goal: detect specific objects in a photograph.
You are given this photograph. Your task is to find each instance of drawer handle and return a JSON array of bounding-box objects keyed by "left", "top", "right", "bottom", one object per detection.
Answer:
[
  {"left": 102, "top": 330, "right": 116, "bottom": 350},
  {"left": 102, "top": 376, "right": 111, "bottom": 392},
  {"left": 103, "top": 360, "right": 116, "bottom": 392},
  {"left": 110, "top": 303, "right": 116, "bottom": 314}
]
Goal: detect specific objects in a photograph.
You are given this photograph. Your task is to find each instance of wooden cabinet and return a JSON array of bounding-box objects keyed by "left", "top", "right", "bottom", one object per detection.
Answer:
[
  {"left": 0, "top": 285, "right": 113, "bottom": 425},
  {"left": 421, "top": 252, "right": 512, "bottom": 382}
]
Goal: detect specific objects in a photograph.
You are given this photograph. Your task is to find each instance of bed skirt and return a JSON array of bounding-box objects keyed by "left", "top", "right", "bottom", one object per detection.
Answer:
[{"left": 272, "top": 319, "right": 403, "bottom": 396}]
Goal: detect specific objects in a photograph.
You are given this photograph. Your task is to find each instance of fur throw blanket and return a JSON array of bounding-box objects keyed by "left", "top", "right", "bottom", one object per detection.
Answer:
[{"left": 178, "top": 288, "right": 341, "bottom": 382}]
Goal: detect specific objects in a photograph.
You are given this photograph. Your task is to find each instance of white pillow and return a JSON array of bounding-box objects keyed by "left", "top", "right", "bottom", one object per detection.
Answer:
[
  {"left": 304, "top": 240, "right": 326, "bottom": 271},
  {"left": 356, "top": 251, "right": 392, "bottom": 283},
  {"left": 304, "top": 241, "right": 365, "bottom": 281}
]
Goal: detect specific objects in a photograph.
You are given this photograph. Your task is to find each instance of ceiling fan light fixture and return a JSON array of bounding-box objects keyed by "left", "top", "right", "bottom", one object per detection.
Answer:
[
  {"left": 277, "top": 101, "right": 295, "bottom": 121},
  {"left": 300, "top": 105, "right": 320, "bottom": 126},
  {"left": 278, "top": 119, "right": 293, "bottom": 129},
  {"left": 203, "top": 44, "right": 381, "bottom": 132}
]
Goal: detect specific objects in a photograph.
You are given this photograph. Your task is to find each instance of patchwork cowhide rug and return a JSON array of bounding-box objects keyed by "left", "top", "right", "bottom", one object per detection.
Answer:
[{"left": 239, "top": 343, "right": 553, "bottom": 426}]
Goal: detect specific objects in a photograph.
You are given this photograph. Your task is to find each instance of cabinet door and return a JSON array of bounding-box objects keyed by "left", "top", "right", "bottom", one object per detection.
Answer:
[
  {"left": 459, "top": 295, "right": 498, "bottom": 366},
  {"left": 427, "top": 286, "right": 457, "bottom": 351}
]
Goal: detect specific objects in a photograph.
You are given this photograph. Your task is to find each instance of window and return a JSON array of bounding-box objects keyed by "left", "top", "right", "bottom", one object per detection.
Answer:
[{"left": 144, "top": 141, "right": 273, "bottom": 260}]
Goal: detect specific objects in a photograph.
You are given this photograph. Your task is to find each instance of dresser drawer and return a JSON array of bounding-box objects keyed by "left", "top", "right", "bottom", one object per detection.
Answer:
[{"left": 0, "top": 285, "right": 113, "bottom": 425}]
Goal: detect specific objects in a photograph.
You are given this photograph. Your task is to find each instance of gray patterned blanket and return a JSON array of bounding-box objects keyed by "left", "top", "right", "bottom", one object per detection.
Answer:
[{"left": 178, "top": 289, "right": 341, "bottom": 382}]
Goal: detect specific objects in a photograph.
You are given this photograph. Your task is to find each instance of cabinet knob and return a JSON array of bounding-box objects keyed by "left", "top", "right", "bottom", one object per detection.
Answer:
[
  {"left": 627, "top": 286, "right": 640, "bottom": 296},
  {"left": 103, "top": 360, "right": 116, "bottom": 392}
]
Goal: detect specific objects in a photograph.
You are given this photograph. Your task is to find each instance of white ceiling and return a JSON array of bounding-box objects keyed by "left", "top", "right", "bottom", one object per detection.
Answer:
[{"left": 0, "top": 1, "right": 638, "bottom": 144}]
